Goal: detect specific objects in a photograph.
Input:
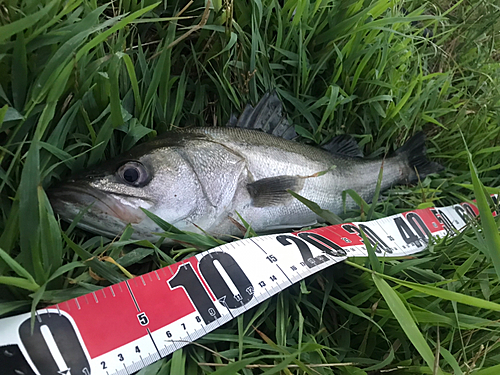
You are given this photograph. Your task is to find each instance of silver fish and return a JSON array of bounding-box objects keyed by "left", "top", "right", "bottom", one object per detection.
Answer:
[{"left": 49, "top": 93, "right": 441, "bottom": 241}]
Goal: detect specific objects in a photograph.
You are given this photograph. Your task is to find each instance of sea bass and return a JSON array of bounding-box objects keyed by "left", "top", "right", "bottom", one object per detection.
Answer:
[{"left": 49, "top": 93, "right": 441, "bottom": 241}]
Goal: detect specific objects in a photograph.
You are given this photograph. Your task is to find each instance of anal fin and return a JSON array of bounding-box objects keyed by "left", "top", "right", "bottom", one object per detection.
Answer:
[{"left": 247, "top": 175, "right": 304, "bottom": 207}]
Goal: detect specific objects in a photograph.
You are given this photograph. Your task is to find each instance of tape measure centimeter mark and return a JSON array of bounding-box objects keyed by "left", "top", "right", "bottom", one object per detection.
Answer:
[{"left": 0, "top": 197, "right": 496, "bottom": 375}]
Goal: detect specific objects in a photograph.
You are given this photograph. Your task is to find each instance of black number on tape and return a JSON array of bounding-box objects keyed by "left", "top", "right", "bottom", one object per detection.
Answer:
[
  {"left": 276, "top": 232, "right": 346, "bottom": 268},
  {"left": 463, "top": 203, "right": 477, "bottom": 217},
  {"left": 18, "top": 312, "right": 90, "bottom": 375},
  {"left": 455, "top": 205, "right": 471, "bottom": 225},
  {"left": 168, "top": 263, "right": 221, "bottom": 325},
  {"left": 199, "top": 251, "right": 254, "bottom": 308},
  {"left": 266, "top": 255, "right": 278, "bottom": 263},
  {"left": 0, "top": 344, "right": 36, "bottom": 375},
  {"left": 405, "top": 212, "right": 431, "bottom": 240},
  {"left": 492, "top": 195, "right": 500, "bottom": 215},
  {"left": 297, "top": 232, "right": 347, "bottom": 257},
  {"left": 440, "top": 209, "right": 457, "bottom": 232},
  {"left": 276, "top": 235, "right": 326, "bottom": 268},
  {"left": 455, "top": 203, "right": 478, "bottom": 225},
  {"left": 431, "top": 209, "right": 456, "bottom": 235},
  {"left": 118, "top": 353, "right": 124, "bottom": 361},
  {"left": 394, "top": 217, "right": 421, "bottom": 246},
  {"left": 168, "top": 252, "right": 254, "bottom": 323},
  {"left": 342, "top": 224, "right": 391, "bottom": 253},
  {"left": 137, "top": 312, "right": 149, "bottom": 326}
]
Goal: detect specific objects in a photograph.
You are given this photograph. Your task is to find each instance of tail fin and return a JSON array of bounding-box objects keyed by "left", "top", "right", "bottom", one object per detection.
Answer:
[{"left": 395, "top": 132, "right": 443, "bottom": 182}]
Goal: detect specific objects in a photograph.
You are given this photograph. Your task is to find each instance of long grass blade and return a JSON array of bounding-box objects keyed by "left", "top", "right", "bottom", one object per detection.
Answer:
[
  {"left": 467, "top": 152, "right": 500, "bottom": 279},
  {"left": 372, "top": 275, "right": 443, "bottom": 374}
]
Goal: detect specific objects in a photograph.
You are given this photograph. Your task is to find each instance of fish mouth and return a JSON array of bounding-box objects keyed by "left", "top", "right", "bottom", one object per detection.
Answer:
[{"left": 48, "top": 182, "right": 146, "bottom": 225}]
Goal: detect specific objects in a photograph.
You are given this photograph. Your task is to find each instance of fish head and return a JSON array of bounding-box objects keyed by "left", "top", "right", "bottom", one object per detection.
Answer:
[{"left": 48, "top": 141, "right": 205, "bottom": 240}]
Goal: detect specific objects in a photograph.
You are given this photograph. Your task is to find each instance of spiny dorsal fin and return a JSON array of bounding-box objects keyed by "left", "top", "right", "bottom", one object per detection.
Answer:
[
  {"left": 247, "top": 175, "right": 304, "bottom": 207},
  {"left": 227, "top": 91, "right": 297, "bottom": 140},
  {"left": 321, "top": 135, "right": 364, "bottom": 158}
]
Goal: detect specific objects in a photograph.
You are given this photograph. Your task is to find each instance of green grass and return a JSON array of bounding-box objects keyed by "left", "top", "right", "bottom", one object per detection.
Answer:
[{"left": 1, "top": 0, "right": 500, "bottom": 373}]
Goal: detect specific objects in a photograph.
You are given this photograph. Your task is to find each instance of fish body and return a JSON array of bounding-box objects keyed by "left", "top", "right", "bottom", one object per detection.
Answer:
[{"left": 49, "top": 94, "right": 441, "bottom": 241}]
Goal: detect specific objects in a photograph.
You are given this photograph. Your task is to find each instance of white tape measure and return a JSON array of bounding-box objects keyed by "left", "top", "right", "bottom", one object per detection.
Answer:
[{"left": 0, "top": 198, "right": 495, "bottom": 375}]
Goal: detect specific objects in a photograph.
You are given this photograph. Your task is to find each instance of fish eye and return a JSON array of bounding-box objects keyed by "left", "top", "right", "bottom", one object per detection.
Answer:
[{"left": 117, "top": 161, "right": 150, "bottom": 187}]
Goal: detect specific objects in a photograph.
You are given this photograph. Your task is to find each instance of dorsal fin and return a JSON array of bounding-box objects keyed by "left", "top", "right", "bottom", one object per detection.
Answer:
[
  {"left": 321, "top": 135, "right": 364, "bottom": 158},
  {"left": 226, "top": 91, "right": 297, "bottom": 140}
]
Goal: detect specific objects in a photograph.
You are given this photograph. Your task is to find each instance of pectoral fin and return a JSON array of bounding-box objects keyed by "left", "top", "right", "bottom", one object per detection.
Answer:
[{"left": 247, "top": 175, "right": 304, "bottom": 207}]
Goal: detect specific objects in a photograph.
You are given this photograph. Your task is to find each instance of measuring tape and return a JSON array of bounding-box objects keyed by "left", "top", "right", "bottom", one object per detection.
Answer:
[{"left": 1, "top": 198, "right": 496, "bottom": 375}]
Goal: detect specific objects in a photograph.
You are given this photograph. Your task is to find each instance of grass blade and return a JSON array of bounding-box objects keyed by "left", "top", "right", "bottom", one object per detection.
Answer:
[
  {"left": 287, "top": 189, "right": 343, "bottom": 225},
  {"left": 140, "top": 209, "right": 184, "bottom": 234},
  {"left": 467, "top": 152, "right": 500, "bottom": 279},
  {"left": 348, "top": 261, "right": 500, "bottom": 311},
  {"left": 372, "top": 274, "right": 443, "bottom": 374},
  {"left": 476, "top": 364, "right": 500, "bottom": 375},
  {"left": 366, "top": 160, "right": 384, "bottom": 221},
  {"left": 0, "top": 0, "right": 58, "bottom": 44},
  {"left": 0, "top": 248, "right": 37, "bottom": 284},
  {"left": 0, "top": 276, "right": 39, "bottom": 292}
]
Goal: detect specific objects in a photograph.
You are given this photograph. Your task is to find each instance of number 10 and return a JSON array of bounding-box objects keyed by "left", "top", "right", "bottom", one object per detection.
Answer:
[{"left": 167, "top": 252, "right": 253, "bottom": 325}]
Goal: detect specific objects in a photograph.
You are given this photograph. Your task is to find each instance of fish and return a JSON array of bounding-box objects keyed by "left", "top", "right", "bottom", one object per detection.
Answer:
[{"left": 48, "top": 92, "right": 442, "bottom": 242}]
